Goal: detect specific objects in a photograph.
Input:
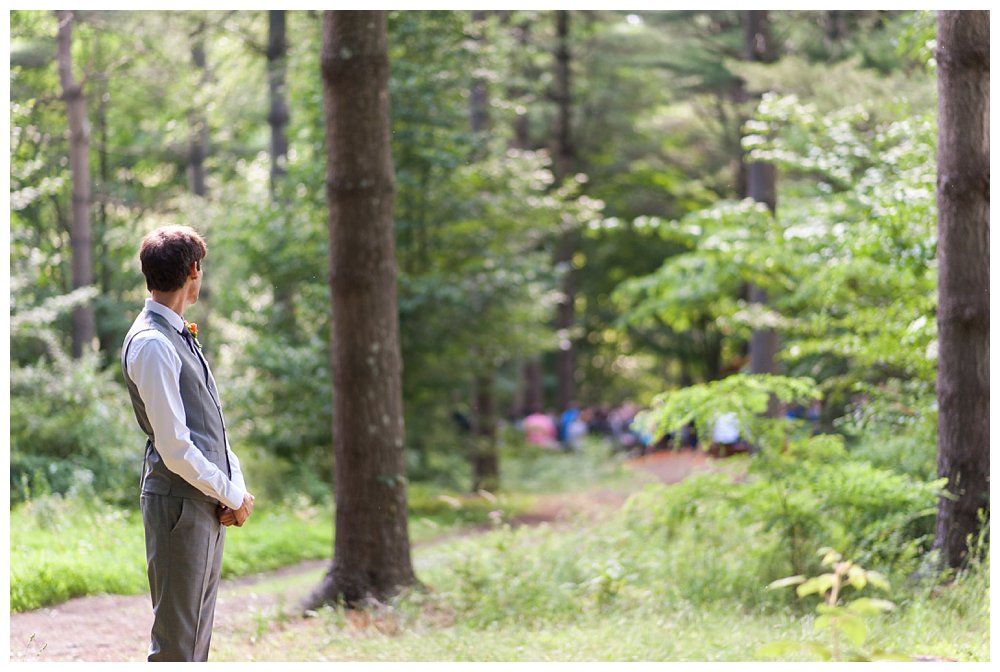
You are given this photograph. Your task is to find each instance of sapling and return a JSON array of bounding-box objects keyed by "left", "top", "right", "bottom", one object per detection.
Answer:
[{"left": 757, "top": 547, "right": 907, "bottom": 661}]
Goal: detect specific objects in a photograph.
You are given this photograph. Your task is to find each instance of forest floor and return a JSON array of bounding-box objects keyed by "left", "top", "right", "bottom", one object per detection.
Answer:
[{"left": 9, "top": 449, "right": 714, "bottom": 662}]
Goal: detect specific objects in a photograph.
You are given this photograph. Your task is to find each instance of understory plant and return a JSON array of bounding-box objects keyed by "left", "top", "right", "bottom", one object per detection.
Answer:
[{"left": 758, "top": 548, "right": 908, "bottom": 661}]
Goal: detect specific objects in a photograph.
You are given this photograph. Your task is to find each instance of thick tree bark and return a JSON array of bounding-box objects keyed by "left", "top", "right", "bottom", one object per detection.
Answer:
[
  {"left": 932, "top": 10, "right": 990, "bottom": 570},
  {"left": 267, "top": 10, "right": 289, "bottom": 197},
  {"left": 305, "top": 10, "right": 417, "bottom": 608},
  {"left": 743, "top": 10, "right": 779, "bottom": 413},
  {"left": 553, "top": 9, "right": 577, "bottom": 412},
  {"left": 56, "top": 10, "right": 96, "bottom": 359}
]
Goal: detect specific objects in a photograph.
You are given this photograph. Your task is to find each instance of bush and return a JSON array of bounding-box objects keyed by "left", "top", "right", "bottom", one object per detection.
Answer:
[
  {"left": 10, "top": 353, "right": 140, "bottom": 506},
  {"left": 624, "top": 438, "right": 941, "bottom": 583},
  {"left": 10, "top": 286, "right": 142, "bottom": 506}
]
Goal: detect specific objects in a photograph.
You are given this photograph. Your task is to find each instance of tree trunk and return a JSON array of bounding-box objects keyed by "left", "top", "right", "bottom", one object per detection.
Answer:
[
  {"left": 511, "top": 19, "right": 533, "bottom": 151},
  {"left": 188, "top": 26, "right": 209, "bottom": 197},
  {"left": 467, "top": 10, "right": 500, "bottom": 492},
  {"left": 95, "top": 32, "right": 114, "bottom": 359},
  {"left": 267, "top": 10, "right": 296, "bottom": 329},
  {"left": 306, "top": 10, "right": 417, "bottom": 608},
  {"left": 267, "top": 10, "right": 289, "bottom": 197},
  {"left": 471, "top": 372, "right": 499, "bottom": 492},
  {"left": 743, "top": 10, "right": 779, "bottom": 414},
  {"left": 56, "top": 10, "right": 96, "bottom": 359},
  {"left": 932, "top": 10, "right": 990, "bottom": 571},
  {"left": 187, "top": 23, "right": 214, "bottom": 354},
  {"left": 521, "top": 359, "right": 544, "bottom": 414},
  {"left": 509, "top": 17, "right": 544, "bottom": 411},
  {"left": 553, "top": 9, "right": 577, "bottom": 412},
  {"left": 469, "top": 11, "right": 490, "bottom": 153},
  {"left": 824, "top": 11, "right": 847, "bottom": 42}
]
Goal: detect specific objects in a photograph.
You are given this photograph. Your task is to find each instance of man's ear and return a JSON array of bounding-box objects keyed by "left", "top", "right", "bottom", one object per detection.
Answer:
[{"left": 190, "top": 260, "right": 201, "bottom": 277}]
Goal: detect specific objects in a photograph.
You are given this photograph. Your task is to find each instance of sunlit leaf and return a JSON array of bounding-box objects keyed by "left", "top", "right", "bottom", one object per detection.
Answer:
[
  {"left": 847, "top": 598, "right": 896, "bottom": 615},
  {"left": 797, "top": 574, "right": 835, "bottom": 597},
  {"left": 838, "top": 613, "right": 868, "bottom": 646},
  {"left": 767, "top": 575, "right": 806, "bottom": 590},
  {"left": 804, "top": 643, "right": 834, "bottom": 661},
  {"left": 755, "top": 641, "right": 803, "bottom": 659}
]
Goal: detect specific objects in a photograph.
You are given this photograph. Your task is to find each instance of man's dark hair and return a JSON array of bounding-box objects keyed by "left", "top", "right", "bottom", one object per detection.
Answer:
[{"left": 139, "top": 225, "right": 207, "bottom": 292}]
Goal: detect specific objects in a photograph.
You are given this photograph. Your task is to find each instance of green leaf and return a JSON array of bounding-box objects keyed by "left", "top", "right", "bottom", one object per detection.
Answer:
[
  {"left": 816, "top": 603, "right": 846, "bottom": 616},
  {"left": 755, "top": 641, "right": 803, "bottom": 659},
  {"left": 804, "top": 643, "right": 834, "bottom": 661},
  {"left": 847, "top": 597, "right": 896, "bottom": 615},
  {"left": 819, "top": 547, "right": 842, "bottom": 565},
  {"left": 846, "top": 565, "right": 868, "bottom": 590},
  {"left": 767, "top": 575, "right": 806, "bottom": 590},
  {"left": 838, "top": 613, "right": 869, "bottom": 647},
  {"left": 813, "top": 614, "right": 833, "bottom": 632},
  {"left": 797, "top": 574, "right": 835, "bottom": 597},
  {"left": 866, "top": 571, "right": 891, "bottom": 592}
]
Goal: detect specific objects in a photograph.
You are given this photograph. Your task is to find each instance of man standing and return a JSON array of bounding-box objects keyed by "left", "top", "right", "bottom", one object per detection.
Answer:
[{"left": 121, "top": 225, "right": 254, "bottom": 661}]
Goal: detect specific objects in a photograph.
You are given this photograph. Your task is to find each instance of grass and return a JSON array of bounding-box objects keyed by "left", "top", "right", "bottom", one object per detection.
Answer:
[
  {"left": 213, "top": 600, "right": 810, "bottom": 662},
  {"left": 11, "top": 439, "right": 988, "bottom": 662},
  {"left": 211, "top": 596, "right": 989, "bottom": 662},
  {"left": 9, "top": 496, "right": 332, "bottom": 613},
  {"left": 9, "top": 438, "right": 631, "bottom": 613},
  {"left": 212, "top": 453, "right": 987, "bottom": 663},
  {"left": 206, "top": 519, "right": 989, "bottom": 662}
]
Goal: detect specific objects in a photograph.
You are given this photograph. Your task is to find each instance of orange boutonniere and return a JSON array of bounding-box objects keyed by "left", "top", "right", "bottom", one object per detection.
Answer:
[{"left": 186, "top": 322, "right": 202, "bottom": 350}]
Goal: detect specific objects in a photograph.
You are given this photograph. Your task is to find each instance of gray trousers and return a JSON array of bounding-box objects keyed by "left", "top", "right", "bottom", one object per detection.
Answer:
[{"left": 141, "top": 494, "right": 226, "bottom": 662}]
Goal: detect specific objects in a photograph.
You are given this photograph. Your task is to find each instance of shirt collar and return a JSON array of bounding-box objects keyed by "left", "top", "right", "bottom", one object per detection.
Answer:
[{"left": 145, "top": 298, "right": 187, "bottom": 334}]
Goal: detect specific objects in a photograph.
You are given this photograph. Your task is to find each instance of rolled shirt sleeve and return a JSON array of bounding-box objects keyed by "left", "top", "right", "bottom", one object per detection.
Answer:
[
  {"left": 126, "top": 333, "right": 246, "bottom": 510},
  {"left": 226, "top": 437, "right": 247, "bottom": 497}
]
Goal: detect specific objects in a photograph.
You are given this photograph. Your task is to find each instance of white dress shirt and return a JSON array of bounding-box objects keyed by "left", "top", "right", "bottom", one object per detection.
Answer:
[{"left": 125, "top": 298, "right": 247, "bottom": 510}]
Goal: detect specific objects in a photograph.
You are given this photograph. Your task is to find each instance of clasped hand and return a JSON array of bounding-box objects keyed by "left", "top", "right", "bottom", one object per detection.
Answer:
[{"left": 218, "top": 492, "right": 254, "bottom": 527}]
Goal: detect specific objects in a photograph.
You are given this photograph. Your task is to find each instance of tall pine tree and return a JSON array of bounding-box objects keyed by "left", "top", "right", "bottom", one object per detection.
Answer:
[
  {"left": 932, "top": 10, "right": 990, "bottom": 570},
  {"left": 306, "top": 10, "right": 417, "bottom": 607}
]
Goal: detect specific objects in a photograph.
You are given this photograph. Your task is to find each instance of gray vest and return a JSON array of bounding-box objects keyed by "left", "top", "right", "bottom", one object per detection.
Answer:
[{"left": 122, "top": 309, "right": 230, "bottom": 503}]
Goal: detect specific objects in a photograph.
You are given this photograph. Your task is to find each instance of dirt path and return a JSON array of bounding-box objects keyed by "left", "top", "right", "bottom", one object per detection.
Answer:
[{"left": 9, "top": 450, "right": 712, "bottom": 662}]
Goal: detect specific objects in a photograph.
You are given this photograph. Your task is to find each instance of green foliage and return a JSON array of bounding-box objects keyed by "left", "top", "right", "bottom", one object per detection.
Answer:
[
  {"left": 633, "top": 373, "right": 820, "bottom": 447},
  {"left": 9, "top": 284, "right": 138, "bottom": 505},
  {"left": 9, "top": 19, "right": 964, "bottom": 659},
  {"left": 618, "top": 63, "right": 938, "bottom": 433},
  {"left": 759, "top": 548, "right": 907, "bottom": 661},
  {"left": 618, "top": 373, "right": 943, "bottom": 583},
  {"left": 392, "top": 453, "right": 962, "bottom": 645},
  {"left": 10, "top": 8, "right": 945, "bottom": 504},
  {"left": 622, "top": 448, "right": 941, "bottom": 601}
]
